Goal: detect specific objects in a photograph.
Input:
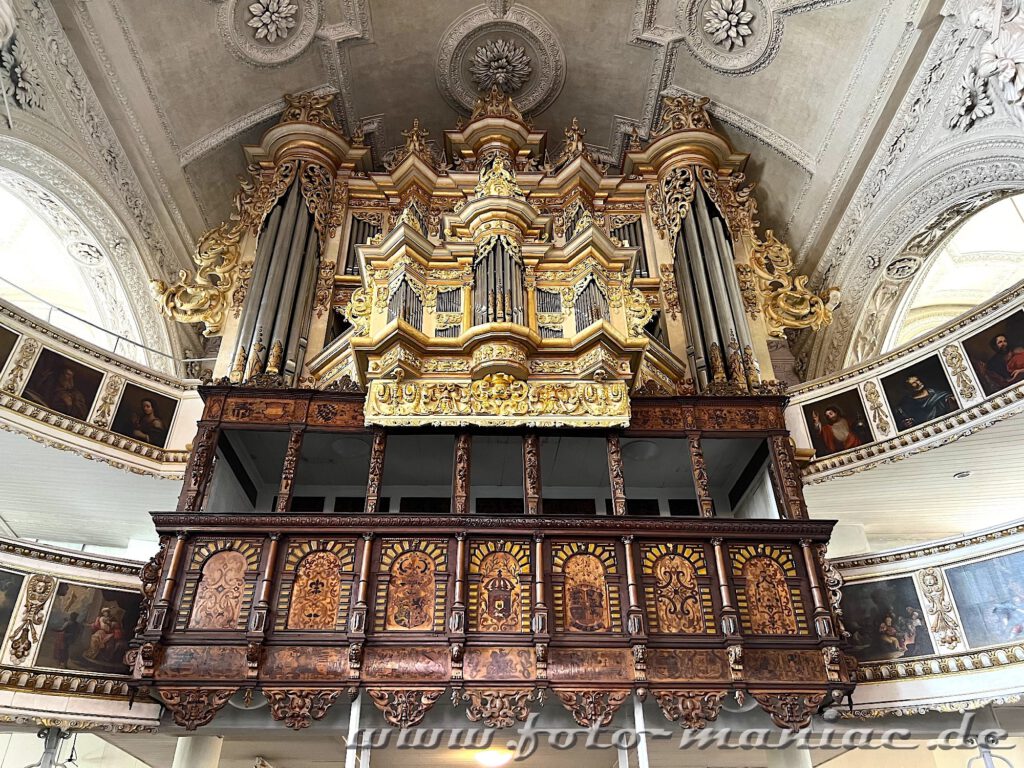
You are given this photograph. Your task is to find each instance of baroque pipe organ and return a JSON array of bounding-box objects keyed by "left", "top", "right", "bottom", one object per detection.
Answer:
[{"left": 138, "top": 89, "right": 851, "bottom": 733}]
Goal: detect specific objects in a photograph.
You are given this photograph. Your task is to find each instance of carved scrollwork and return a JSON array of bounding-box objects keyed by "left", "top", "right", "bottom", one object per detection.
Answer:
[
  {"left": 625, "top": 288, "right": 654, "bottom": 337},
  {"left": 942, "top": 344, "right": 977, "bottom": 401},
  {"left": 660, "top": 167, "right": 696, "bottom": 240},
  {"left": 8, "top": 574, "right": 55, "bottom": 662},
  {"left": 659, "top": 265, "right": 681, "bottom": 321},
  {"left": 135, "top": 537, "right": 169, "bottom": 637},
  {"left": 748, "top": 231, "right": 839, "bottom": 338},
  {"left": 161, "top": 688, "right": 237, "bottom": 731},
  {"left": 2, "top": 338, "right": 39, "bottom": 394},
  {"left": 90, "top": 375, "right": 124, "bottom": 429},
  {"left": 751, "top": 691, "right": 825, "bottom": 731},
  {"left": 344, "top": 287, "right": 372, "bottom": 337},
  {"left": 553, "top": 689, "right": 629, "bottom": 727},
  {"left": 456, "top": 688, "right": 535, "bottom": 728},
  {"left": 861, "top": 381, "right": 891, "bottom": 438},
  {"left": 264, "top": 689, "right": 342, "bottom": 730},
  {"left": 653, "top": 690, "right": 725, "bottom": 729},
  {"left": 367, "top": 688, "right": 445, "bottom": 728},
  {"left": 151, "top": 222, "right": 243, "bottom": 337},
  {"left": 816, "top": 545, "right": 848, "bottom": 640},
  {"left": 653, "top": 95, "right": 712, "bottom": 135},
  {"left": 917, "top": 567, "right": 961, "bottom": 649}
]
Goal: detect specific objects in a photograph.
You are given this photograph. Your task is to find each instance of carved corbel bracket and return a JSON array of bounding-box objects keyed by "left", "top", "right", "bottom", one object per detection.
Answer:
[
  {"left": 264, "top": 689, "right": 342, "bottom": 730},
  {"left": 455, "top": 688, "right": 536, "bottom": 728},
  {"left": 553, "top": 689, "right": 630, "bottom": 727},
  {"left": 161, "top": 687, "right": 237, "bottom": 731},
  {"left": 367, "top": 688, "right": 445, "bottom": 728},
  {"left": 750, "top": 691, "right": 825, "bottom": 731},
  {"left": 653, "top": 690, "right": 726, "bottom": 729}
]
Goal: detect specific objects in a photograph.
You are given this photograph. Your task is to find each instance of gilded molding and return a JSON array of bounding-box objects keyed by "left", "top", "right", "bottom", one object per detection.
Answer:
[{"left": 658, "top": 264, "right": 681, "bottom": 321}]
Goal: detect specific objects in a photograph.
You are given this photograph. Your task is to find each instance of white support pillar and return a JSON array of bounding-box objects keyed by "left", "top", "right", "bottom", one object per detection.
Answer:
[
  {"left": 171, "top": 736, "right": 223, "bottom": 768},
  {"left": 634, "top": 696, "right": 650, "bottom": 768},
  {"left": 345, "top": 690, "right": 363, "bottom": 768},
  {"left": 765, "top": 743, "right": 812, "bottom": 768}
]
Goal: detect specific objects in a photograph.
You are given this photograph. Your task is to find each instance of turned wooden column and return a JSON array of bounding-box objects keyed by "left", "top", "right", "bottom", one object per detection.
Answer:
[
  {"left": 800, "top": 538, "right": 835, "bottom": 638},
  {"left": 149, "top": 532, "right": 188, "bottom": 633}
]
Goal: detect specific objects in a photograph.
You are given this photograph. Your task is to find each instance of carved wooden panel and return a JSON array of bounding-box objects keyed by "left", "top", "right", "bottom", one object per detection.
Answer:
[
  {"left": 307, "top": 398, "right": 366, "bottom": 427},
  {"left": 180, "top": 540, "right": 261, "bottom": 631},
  {"left": 548, "top": 648, "right": 632, "bottom": 682},
  {"left": 744, "top": 649, "right": 827, "bottom": 682},
  {"left": 640, "top": 542, "right": 715, "bottom": 635},
  {"left": 155, "top": 646, "right": 247, "bottom": 679},
  {"left": 468, "top": 540, "right": 531, "bottom": 633},
  {"left": 221, "top": 397, "right": 305, "bottom": 423},
  {"left": 261, "top": 647, "right": 348, "bottom": 681},
  {"left": 646, "top": 649, "right": 729, "bottom": 682},
  {"left": 374, "top": 539, "right": 448, "bottom": 633},
  {"left": 552, "top": 541, "right": 621, "bottom": 633},
  {"left": 275, "top": 539, "right": 356, "bottom": 631},
  {"left": 362, "top": 647, "right": 450, "bottom": 681},
  {"left": 731, "top": 544, "right": 807, "bottom": 635},
  {"left": 463, "top": 647, "right": 535, "bottom": 681}
]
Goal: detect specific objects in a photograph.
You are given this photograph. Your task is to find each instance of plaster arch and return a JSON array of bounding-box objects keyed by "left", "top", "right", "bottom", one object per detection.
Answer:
[{"left": 0, "top": 131, "right": 186, "bottom": 372}]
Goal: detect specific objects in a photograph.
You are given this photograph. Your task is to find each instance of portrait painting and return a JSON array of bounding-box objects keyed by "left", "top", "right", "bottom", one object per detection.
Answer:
[
  {"left": 962, "top": 311, "right": 1024, "bottom": 397},
  {"left": 36, "top": 581, "right": 141, "bottom": 674},
  {"left": 946, "top": 550, "right": 1024, "bottom": 648},
  {"left": 881, "top": 356, "right": 959, "bottom": 432},
  {"left": 841, "top": 577, "right": 934, "bottom": 662},
  {"left": 0, "top": 325, "right": 18, "bottom": 376},
  {"left": 110, "top": 383, "right": 178, "bottom": 448},
  {"left": 802, "top": 388, "right": 873, "bottom": 458},
  {"left": 0, "top": 570, "right": 25, "bottom": 642},
  {"left": 22, "top": 349, "right": 103, "bottom": 421}
]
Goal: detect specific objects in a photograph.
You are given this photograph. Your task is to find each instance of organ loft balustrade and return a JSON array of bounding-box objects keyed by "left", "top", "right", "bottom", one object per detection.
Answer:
[{"left": 134, "top": 88, "right": 852, "bottom": 733}]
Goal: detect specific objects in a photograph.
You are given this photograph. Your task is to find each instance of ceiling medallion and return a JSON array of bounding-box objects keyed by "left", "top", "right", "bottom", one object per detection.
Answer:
[
  {"left": 219, "top": 0, "right": 322, "bottom": 67},
  {"left": 437, "top": 4, "right": 565, "bottom": 115},
  {"left": 679, "top": 0, "right": 781, "bottom": 76},
  {"left": 470, "top": 39, "right": 532, "bottom": 94}
]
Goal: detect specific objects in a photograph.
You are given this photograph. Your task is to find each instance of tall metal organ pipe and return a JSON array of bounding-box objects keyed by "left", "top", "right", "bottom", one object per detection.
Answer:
[{"left": 231, "top": 202, "right": 283, "bottom": 380}]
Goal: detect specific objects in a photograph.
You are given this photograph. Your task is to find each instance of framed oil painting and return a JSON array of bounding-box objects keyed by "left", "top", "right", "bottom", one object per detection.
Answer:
[
  {"left": 36, "top": 581, "right": 141, "bottom": 674},
  {"left": 110, "top": 382, "right": 178, "bottom": 448},
  {"left": 0, "top": 325, "right": 18, "bottom": 376},
  {"left": 880, "top": 355, "right": 958, "bottom": 432},
  {"left": 22, "top": 348, "right": 103, "bottom": 421},
  {"left": 962, "top": 311, "right": 1024, "bottom": 397},
  {"left": 841, "top": 577, "right": 934, "bottom": 662},
  {"left": 0, "top": 570, "right": 25, "bottom": 642},
  {"left": 802, "top": 388, "right": 873, "bottom": 458},
  {"left": 945, "top": 550, "right": 1024, "bottom": 648}
]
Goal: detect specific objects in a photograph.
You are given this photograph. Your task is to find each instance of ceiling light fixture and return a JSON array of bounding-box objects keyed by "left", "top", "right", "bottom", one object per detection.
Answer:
[
  {"left": 475, "top": 748, "right": 514, "bottom": 767},
  {"left": 952, "top": 471, "right": 972, "bottom": 479}
]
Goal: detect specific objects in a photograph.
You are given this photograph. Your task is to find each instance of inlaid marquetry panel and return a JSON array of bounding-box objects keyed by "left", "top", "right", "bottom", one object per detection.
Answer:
[
  {"left": 730, "top": 543, "right": 808, "bottom": 635},
  {"left": 639, "top": 542, "right": 716, "bottom": 634},
  {"left": 374, "top": 539, "right": 449, "bottom": 632},
  {"left": 177, "top": 539, "right": 262, "bottom": 631},
  {"left": 468, "top": 539, "right": 531, "bottom": 633},
  {"left": 275, "top": 539, "right": 358, "bottom": 631},
  {"left": 551, "top": 541, "right": 622, "bottom": 633}
]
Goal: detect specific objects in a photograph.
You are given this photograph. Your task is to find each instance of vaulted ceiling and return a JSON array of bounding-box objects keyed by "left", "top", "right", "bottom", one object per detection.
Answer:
[{"left": 49, "top": 0, "right": 934, "bottom": 272}]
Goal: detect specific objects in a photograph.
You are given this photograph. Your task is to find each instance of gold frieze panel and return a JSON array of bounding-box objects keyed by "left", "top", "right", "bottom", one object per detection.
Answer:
[{"left": 365, "top": 373, "right": 630, "bottom": 428}]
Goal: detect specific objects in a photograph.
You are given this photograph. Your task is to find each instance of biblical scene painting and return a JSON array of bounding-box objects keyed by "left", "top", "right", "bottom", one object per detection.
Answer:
[
  {"left": 22, "top": 348, "right": 103, "bottom": 421},
  {"left": 946, "top": 550, "right": 1024, "bottom": 648},
  {"left": 36, "top": 581, "right": 141, "bottom": 674},
  {"left": 802, "top": 388, "right": 872, "bottom": 458},
  {"left": 0, "top": 570, "right": 25, "bottom": 642},
  {"left": 0, "top": 326, "right": 18, "bottom": 375},
  {"left": 111, "top": 382, "right": 178, "bottom": 448},
  {"left": 962, "top": 311, "right": 1024, "bottom": 397},
  {"left": 842, "top": 577, "right": 934, "bottom": 662},
  {"left": 880, "top": 355, "right": 958, "bottom": 432}
]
